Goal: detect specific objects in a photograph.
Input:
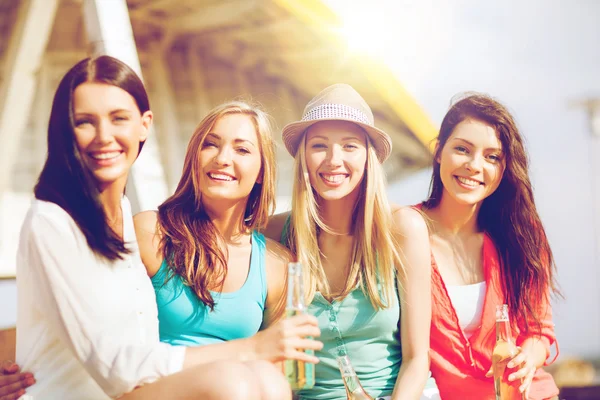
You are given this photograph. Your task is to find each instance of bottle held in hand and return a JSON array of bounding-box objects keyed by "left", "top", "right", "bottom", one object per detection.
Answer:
[
  {"left": 337, "top": 355, "right": 374, "bottom": 400},
  {"left": 284, "top": 262, "right": 315, "bottom": 390},
  {"left": 492, "top": 304, "right": 524, "bottom": 400}
]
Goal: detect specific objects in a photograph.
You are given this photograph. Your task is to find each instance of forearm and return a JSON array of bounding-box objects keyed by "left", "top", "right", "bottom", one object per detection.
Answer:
[
  {"left": 182, "top": 337, "right": 258, "bottom": 369},
  {"left": 391, "top": 353, "right": 430, "bottom": 400}
]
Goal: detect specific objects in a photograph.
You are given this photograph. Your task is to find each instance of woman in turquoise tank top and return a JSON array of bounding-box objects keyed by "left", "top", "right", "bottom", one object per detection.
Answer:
[
  {"left": 263, "top": 85, "right": 439, "bottom": 400},
  {"left": 134, "top": 101, "right": 323, "bottom": 399}
]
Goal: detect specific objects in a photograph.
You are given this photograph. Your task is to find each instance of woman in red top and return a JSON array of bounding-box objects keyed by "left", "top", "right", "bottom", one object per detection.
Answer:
[{"left": 418, "top": 93, "right": 560, "bottom": 400}]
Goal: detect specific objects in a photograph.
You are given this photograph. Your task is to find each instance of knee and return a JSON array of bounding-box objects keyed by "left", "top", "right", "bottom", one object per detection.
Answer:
[
  {"left": 205, "top": 361, "right": 262, "bottom": 400},
  {"left": 246, "top": 360, "right": 292, "bottom": 400}
]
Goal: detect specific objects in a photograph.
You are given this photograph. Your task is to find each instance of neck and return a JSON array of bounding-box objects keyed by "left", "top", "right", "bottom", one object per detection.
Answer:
[
  {"left": 98, "top": 180, "right": 125, "bottom": 224},
  {"left": 202, "top": 198, "right": 250, "bottom": 242},
  {"left": 319, "top": 195, "right": 356, "bottom": 237},
  {"left": 429, "top": 192, "right": 481, "bottom": 236}
]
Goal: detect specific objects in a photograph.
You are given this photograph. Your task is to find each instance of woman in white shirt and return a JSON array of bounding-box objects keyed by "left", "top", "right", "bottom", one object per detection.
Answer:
[{"left": 14, "top": 55, "right": 292, "bottom": 400}]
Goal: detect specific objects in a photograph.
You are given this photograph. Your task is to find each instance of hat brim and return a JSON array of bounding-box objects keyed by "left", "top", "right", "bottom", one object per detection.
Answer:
[{"left": 281, "top": 118, "right": 392, "bottom": 163}]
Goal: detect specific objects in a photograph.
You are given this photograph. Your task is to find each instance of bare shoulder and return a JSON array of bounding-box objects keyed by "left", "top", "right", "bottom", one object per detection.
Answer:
[
  {"left": 133, "top": 210, "right": 159, "bottom": 233},
  {"left": 391, "top": 205, "right": 429, "bottom": 237},
  {"left": 262, "top": 211, "right": 291, "bottom": 242},
  {"left": 133, "top": 210, "right": 163, "bottom": 277},
  {"left": 264, "top": 237, "right": 293, "bottom": 268}
]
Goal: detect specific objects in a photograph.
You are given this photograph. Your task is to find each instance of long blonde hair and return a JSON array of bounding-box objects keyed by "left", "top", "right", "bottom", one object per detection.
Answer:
[
  {"left": 158, "top": 101, "right": 276, "bottom": 309},
  {"left": 287, "top": 133, "right": 401, "bottom": 309}
]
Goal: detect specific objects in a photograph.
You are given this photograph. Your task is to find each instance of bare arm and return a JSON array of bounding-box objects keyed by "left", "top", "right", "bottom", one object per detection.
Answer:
[
  {"left": 261, "top": 238, "right": 293, "bottom": 328},
  {"left": 133, "top": 211, "right": 164, "bottom": 278},
  {"left": 390, "top": 207, "right": 432, "bottom": 400},
  {"left": 262, "top": 212, "right": 291, "bottom": 243}
]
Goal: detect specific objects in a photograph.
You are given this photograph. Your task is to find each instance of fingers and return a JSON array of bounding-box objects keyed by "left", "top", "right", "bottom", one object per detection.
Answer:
[
  {"left": 507, "top": 347, "right": 525, "bottom": 369},
  {"left": 518, "top": 365, "right": 536, "bottom": 395},
  {"left": 286, "top": 338, "right": 324, "bottom": 352},
  {"left": 286, "top": 313, "right": 319, "bottom": 329},
  {"left": 285, "top": 349, "right": 320, "bottom": 365},
  {"left": 0, "top": 372, "right": 35, "bottom": 398},
  {"left": 0, "top": 391, "right": 27, "bottom": 400},
  {"left": 0, "top": 361, "right": 19, "bottom": 375}
]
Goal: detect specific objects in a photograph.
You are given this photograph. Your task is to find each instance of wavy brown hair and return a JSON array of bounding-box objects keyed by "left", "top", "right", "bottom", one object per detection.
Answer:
[
  {"left": 423, "top": 93, "right": 559, "bottom": 333},
  {"left": 157, "top": 101, "right": 276, "bottom": 309}
]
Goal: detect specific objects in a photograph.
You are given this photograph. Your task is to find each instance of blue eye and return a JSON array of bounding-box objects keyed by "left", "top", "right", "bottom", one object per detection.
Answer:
[
  {"left": 455, "top": 146, "right": 468, "bottom": 153},
  {"left": 488, "top": 154, "right": 501, "bottom": 162},
  {"left": 344, "top": 144, "right": 358, "bottom": 150},
  {"left": 237, "top": 147, "right": 251, "bottom": 154}
]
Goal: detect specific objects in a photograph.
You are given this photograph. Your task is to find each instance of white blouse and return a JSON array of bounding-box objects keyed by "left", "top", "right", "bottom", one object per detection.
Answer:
[
  {"left": 16, "top": 197, "right": 185, "bottom": 399},
  {"left": 446, "top": 282, "right": 487, "bottom": 339}
]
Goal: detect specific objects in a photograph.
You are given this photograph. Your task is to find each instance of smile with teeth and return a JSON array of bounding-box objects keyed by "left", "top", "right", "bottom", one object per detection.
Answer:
[
  {"left": 90, "top": 151, "right": 121, "bottom": 160},
  {"left": 320, "top": 173, "right": 347, "bottom": 184},
  {"left": 456, "top": 176, "right": 483, "bottom": 187},
  {"left": 208, "top": 172, "right": 235, "bottom": 181}
]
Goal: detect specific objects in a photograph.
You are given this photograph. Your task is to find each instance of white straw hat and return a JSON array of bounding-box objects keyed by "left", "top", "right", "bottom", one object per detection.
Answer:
[{"left": 281, "top": 84, "right": 392, "bottom": 163}]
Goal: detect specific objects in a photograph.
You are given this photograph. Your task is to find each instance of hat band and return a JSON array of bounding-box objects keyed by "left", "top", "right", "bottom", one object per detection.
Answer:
[{"left": 301, "top": 103, "right": 372, "bottom": 126}]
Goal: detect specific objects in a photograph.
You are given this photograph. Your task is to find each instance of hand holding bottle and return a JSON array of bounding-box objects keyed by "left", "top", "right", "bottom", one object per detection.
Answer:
[
  {"left": 506, "top": 345, "right": 537, "bottom": 398},
  {"left": 251, "top": 313, "right": 322, "bottom": 364}
]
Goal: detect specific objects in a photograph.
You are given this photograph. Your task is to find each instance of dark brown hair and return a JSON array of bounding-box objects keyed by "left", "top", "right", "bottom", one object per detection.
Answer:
[
  {"left": 34, "top": 56, "right": 150, "bottom": 260},
  {"left": 424, "top": 93, "right": 559, "bottom": 333},
  {"left": 157, "top": 102, "right": 276, "bottom": 310}
]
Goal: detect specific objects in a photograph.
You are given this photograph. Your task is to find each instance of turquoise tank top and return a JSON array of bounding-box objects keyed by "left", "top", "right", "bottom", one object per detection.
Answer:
[{"left": 152, "top": 230, "right": 268, "bottom": 346}]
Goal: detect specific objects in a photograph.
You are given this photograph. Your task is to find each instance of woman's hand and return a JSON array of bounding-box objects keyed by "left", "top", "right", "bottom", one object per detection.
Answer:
[
  {"left": 251, "top": 313, "right": 322, "bottom": 364},
  {"left": 506, "top": 346, "right": 537, "bottom": 398},
  {"left": 0, "top": 360, "right": 35, "bottom": 400}
]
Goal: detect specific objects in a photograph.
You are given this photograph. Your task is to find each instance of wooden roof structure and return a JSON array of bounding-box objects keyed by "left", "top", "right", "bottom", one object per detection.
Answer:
[{"left": 0, "top": 0, "right": 435, "bottom": 197}]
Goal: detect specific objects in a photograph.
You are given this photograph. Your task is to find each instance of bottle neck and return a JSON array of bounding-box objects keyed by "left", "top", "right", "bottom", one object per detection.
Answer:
[
  {"left": 495, "top": 319, "right": 513, "bottom": 342},
  {"left": 287, "top": 272, "right": 306, "bottom": 311}
]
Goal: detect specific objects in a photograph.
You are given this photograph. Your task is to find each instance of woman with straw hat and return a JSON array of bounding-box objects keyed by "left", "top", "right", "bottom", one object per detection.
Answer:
[{"left": 264, "top": 84, "right": 440, "bottom": 400}]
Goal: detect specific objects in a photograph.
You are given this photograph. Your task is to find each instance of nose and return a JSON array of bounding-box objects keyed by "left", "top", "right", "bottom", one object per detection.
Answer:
[
  {"left": 93, "top": 119, "right": 113, "bottom": 145},
  {"left": 465, "top": 154, "right": 483, "bottom": 172},
  {"left": 213, "top": 146, "right": 232, "bottom": 166},
  {"left": 326, "top": 144, "right": 343, "bottom": 167}
]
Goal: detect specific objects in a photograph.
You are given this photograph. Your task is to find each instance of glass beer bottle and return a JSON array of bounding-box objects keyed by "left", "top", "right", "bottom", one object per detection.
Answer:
[
  {"left": 492, "top": 304, "right": 524, "bottom": 400},
  {"left": 284, "top": 262, "right": 315, "bottom": 390},
  {"left": 337, "top": 355, "right": 374, "bottom": 400}
]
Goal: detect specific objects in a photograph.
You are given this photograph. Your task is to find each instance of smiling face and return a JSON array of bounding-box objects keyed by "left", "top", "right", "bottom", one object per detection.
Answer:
[
  {"left": 72, "top": 82, "right": 151, "bottom": 191},
  {"left": 438, "top": 118, "right": 506, "bottom": 207},
  {"left": 197, "top": 113, "right": 263, "bottom": 205},
  {"left": 304, "top": 120, "right": 368, "bottom": 203}
]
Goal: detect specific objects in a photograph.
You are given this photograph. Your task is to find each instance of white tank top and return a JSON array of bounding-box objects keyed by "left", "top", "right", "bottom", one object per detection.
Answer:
[{"left": 446, "top": 282, "right": 486, "bottom": 338}]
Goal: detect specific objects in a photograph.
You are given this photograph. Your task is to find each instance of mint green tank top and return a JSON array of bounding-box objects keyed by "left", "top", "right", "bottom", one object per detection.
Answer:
[
  {"left": 152, "top": 230, "right": 267, "bottom": 346},
  {"left": 280, "top": 216, "right": 437, "bottom": 400}
]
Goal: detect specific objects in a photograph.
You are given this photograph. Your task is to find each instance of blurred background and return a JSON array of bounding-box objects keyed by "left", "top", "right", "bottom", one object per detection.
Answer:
[{"left": 0, "top": 0, "right": 598, "bottom": 395}]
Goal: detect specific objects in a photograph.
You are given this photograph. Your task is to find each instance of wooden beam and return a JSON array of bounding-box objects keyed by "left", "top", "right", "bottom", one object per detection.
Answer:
[
  {"left": 165, "top": 0, "right": 259, "bottom": 34},
  {"left": 0, "top": 0, "right": 59, "bottom": 197},
  {"left": 83, "top": 0, "right": 169, "bottom": 212},
  {"left": 188, "top": 42, "right": 211, "bottom": 121},
  {"left": 147, "top": 47, "right": 183, "bottom": 193},
  {"left": 270, "top": 0, "right": 438, "bottom": 151}
]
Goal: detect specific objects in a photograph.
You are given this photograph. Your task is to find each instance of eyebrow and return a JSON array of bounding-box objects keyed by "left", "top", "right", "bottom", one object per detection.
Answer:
[
  {"left": 73, "top": 109, "right": 133, "bottom": 116},
  {"left": 206, "top": 132, "right": 257, "bottom": 148},
  {"left": 451, "top": 137, "right": 502, "bottom": 152}
]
